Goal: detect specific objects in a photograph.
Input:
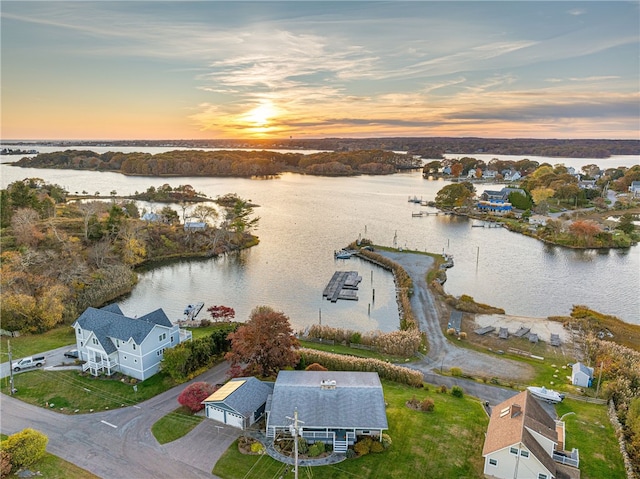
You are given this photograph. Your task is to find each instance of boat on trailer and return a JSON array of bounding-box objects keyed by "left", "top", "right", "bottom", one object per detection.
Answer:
[{"left": 527, "top": 386, "right": 564, "bottom": 404}]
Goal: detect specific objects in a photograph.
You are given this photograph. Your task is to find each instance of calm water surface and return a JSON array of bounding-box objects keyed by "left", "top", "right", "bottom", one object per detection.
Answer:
[{"left": 1, "top": 150, "right": 638, "bottom": 330}]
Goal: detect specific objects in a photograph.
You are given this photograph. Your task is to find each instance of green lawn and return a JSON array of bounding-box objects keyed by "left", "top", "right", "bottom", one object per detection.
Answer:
[
  {"left": 556, "top": 400, "right": 626, "bottom": 479},
  {"left": 151, "top": 406, "right": 204, "bottom": 444},
  {"left": 1, "top": 327, "right": 76, "bottom": 359},
  {"left": 214, "top": 380, "right": 489, "bottom": 479},
  {"left": 1, "top": 434, "right": 100, "bottom": 479},
  {"left": 0, "top": 370, "right": 175, "bottom": 413}
]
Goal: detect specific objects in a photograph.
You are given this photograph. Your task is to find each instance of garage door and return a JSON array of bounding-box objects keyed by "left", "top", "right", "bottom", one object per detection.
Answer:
[
  {"left": 226, "top": 412, "right": 245, "bottom": 429},
  {"left": 207, "top": 406, "right": 225, "bottom": 423}
]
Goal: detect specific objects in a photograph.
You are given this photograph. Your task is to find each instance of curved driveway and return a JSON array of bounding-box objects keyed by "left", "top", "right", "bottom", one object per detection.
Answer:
[
  {"left": 377, "top": 250, "right": 534, "bottom": 382},
  {"left": 1, "top": 362, "right": 239, "bottom": 479}
]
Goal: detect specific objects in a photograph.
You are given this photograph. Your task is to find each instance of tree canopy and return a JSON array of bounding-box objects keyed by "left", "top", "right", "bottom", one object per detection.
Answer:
[
  {"left": 225, "top": 306, "right": 300, "bottom": 377},
  {"left": 434, "top": 182, "right": 476, "bottom": 209}
]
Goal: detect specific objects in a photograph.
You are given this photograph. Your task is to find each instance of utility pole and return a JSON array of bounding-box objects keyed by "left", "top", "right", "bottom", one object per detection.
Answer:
[
  {"left": 8, "top": 340, "right": 15, "bottom": 395},
  {"left": 287, "top": 409, "right": 304, "bottom": 479},
  {"left": 596, "top": 361, "right": 603, "bottom": 398}
]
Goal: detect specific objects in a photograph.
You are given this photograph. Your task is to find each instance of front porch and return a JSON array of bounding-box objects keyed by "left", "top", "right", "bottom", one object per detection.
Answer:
[{"left": 82, "top": 350, "right": 117, "bottom": 377}]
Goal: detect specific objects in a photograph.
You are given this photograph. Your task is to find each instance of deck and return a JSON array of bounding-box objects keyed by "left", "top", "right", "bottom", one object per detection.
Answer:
[{"left": 323, "top": 271, "right": 362, "bottom": 302}]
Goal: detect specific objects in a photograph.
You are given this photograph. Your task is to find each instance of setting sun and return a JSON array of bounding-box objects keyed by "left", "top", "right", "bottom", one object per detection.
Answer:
[{"left": 244, "top": 102, "right": 277, "bottom": 128}]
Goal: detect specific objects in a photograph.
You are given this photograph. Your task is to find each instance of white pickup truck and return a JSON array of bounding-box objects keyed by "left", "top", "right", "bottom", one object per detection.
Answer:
[{"left": 12, "top": 355, "right": 46, "bottom": 371}]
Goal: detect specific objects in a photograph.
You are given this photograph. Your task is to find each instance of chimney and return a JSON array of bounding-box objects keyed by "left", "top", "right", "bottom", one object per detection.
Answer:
[
  {"left": 320, "top": 379, "right": 336, "bottom": 390},
  {"left": 511, "top": 404, "right": 522, "bottom": 418}
]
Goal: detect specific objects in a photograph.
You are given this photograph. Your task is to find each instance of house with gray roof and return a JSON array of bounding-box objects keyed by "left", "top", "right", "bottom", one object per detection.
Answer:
[
  {"left": 202, "top": 377, "right": 274, "bottom": 429},
  {"left": 72, "top": 304, "right": 192, "bottom": 380},
  {"left": 266, "top": 371, "right": 388, "bottom": 453},
  {"left": 629, "top": 181, "right": 640, "bottom": 197}
]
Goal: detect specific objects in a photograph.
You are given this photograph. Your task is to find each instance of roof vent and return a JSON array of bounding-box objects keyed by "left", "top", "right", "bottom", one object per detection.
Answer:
[
  {"left": 511, "top": 404, "right": 522, "bottom": 418},
  {"left": 320, "top": 379, "right": 336, "bottom": 390}
]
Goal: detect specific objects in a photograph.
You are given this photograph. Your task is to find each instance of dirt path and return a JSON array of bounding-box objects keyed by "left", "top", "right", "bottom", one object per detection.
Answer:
[{"left": 377, "top": 250, "right": 535, "bottom": 382}]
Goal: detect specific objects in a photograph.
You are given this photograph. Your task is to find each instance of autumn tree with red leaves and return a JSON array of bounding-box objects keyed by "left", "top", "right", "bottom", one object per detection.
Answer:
[
  {"left": 207, "top": 305, "right": 236, "bottom": 322},
  {"left": 225, "top": 306, "right": 300, "bottom": 377},
  {"left": 177, "top": 382, "right": 217, "bottom": 412}
]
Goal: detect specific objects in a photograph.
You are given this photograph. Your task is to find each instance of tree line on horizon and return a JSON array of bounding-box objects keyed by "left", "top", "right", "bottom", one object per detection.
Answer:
[{"left": 13, "top": 149, "right": 421, "bottom": 177}]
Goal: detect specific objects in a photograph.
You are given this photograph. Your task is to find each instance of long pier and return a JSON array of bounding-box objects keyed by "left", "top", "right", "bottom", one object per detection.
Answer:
[{"left": 323, "top": 271, "right": 362, "bottom": 302}]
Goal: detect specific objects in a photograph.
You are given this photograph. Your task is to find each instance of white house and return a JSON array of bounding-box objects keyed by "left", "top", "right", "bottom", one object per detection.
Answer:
[
  {"left": 266, "top": 371, "right": 388, "bottom": 453},
  {"left": 629, "top": 181, "right": 640, "bottom": 197},
  {"left": 202, "top": 377, "right": 274, "bottom": 429},
  {"left": 571, "top": 362, "right": 594, "bottom": 388},
  {"left": 72, "top": 304, "right": 192, "bottom": 381},
  {"left": 483, "top": 390, "right": 579, "bottom": 479}
]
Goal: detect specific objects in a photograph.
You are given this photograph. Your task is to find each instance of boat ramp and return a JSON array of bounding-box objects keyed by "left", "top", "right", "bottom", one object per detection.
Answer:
[{"left": 323, "top": 271, "right": 362, "bottom": 302}]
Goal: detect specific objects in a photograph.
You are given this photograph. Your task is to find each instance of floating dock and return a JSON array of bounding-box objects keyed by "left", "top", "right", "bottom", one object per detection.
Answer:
[
  {"left": 184, "top": 302, "right": 204, "bottom": 320},
  {"left": 323, "top": 271, "right": 362, "bottom": 302}
]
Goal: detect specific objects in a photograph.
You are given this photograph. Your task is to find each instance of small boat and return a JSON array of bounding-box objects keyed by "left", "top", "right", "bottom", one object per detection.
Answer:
[
  {"left": 527, "top": 386, "right": 564, "bottom": 404},
  {"left": 334, "top": 250, "right": 353, "bottom": 259}
]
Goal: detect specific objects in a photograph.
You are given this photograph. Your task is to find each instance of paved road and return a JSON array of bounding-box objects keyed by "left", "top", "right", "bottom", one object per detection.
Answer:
[
  {"left": 1, "top": 362, "right": 240, "bottom": 479},
  {"left": 1, "top": 344, "right": 78, "bottom": 379},
  {"left": 377, "top": 250, "right": 535, "bottom": 382}
]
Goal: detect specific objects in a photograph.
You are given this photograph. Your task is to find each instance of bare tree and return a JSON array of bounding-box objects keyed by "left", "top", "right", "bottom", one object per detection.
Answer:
[{"left": 11, "top": 208, "right": 42, "bottom": 246}]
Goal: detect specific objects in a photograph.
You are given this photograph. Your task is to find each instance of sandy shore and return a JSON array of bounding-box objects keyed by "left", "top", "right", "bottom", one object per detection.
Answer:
[{"left": 474, "top": 314, "right": 571, "bottom": 342}]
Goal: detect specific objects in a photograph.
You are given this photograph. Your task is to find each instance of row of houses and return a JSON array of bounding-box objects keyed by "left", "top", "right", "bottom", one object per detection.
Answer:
[{"left": 71, "top": 304, "right": 582, "bottom": 477}]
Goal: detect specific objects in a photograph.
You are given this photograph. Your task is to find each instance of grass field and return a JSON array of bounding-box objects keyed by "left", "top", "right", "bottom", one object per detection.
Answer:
[
  {"left": 556, "top": 400, "right": 626, "bottom": 479},
  {"left": 214, "top": 380, "right": 489, "bottom": 479},
  {"left": 0, "top": 327, "right": 76, "bottom": 359},
  {"left": 0, "top": 369, "right": 174, "bottom": 413},
  {"left": 151, "top": 406, "right": 205, "bottom": 444}
]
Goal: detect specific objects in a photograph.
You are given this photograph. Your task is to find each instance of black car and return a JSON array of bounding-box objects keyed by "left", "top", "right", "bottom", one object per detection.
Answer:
[{"left": 64, "top": 349, "right": 79, "bottom": 359}]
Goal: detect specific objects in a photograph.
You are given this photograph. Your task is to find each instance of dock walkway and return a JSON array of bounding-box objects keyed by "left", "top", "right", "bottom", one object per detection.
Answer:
[{"left": 323, "top": 271, "right": 362, "bottom": 302}]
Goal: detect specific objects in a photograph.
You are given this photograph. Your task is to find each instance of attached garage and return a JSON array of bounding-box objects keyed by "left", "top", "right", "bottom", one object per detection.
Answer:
[{"left": 202, "top": 377, "right": 273, "bottom": 430}]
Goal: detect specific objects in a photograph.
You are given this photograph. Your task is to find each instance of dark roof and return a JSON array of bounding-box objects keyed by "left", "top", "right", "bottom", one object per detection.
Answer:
[
  {"left": 73, "top": 305, "right": 172, "bottom": 354},
  {"left": 267, "top": 371, "right": 388, "bottom": 431},
  {"left": 203, "top": 377, "right": 274, "bottom": 417}
]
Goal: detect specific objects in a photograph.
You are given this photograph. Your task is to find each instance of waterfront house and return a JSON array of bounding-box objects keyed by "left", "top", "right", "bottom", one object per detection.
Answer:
[
  {"left": 72, "top": 304, "right": 192, "bottom": 380},
  {"left": 482, "top": 390, "right": 580, "bottom": 479},
  {"left": 266, "top": 371, "right": 388, "bottom": 453},
  {"left": 202, "top": 377, "right": 274, "bottom": 429},
  {"left": 629, "top": 181, "right": 640, "bottom": 197},
  {"left": 184, "top": 221, "right": 207, "bottom": 231},
  {"left": 571, "top": 363, "right": 594, "bottom": 388},
  {"left": 503, "top": 170, "right": 522, "bottom": 182},
  {"left": 578, "top": 180, "right": 597, "bottom": 190}
]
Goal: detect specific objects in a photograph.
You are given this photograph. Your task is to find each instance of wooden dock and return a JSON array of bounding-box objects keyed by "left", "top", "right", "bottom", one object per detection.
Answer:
[
  {"left": 184, "top": 302, "right": 204, "bottom": 320},
  {"left": 323, "top": 271, "right": 362, "bottom": 302}
]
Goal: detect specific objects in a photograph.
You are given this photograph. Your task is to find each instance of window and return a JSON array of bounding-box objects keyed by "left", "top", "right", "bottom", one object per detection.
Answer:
[
  {"left": 77, "top": 328, "right": 81, "bottom": 334},
  {"left": 520, "top": 450, "right": 529, "bottom": 458},
  {"left": 133, "top": 344, "right": 136, "bottom": 350},
  {"left": 510, "top": 447, "right": 518, "bottom": 455},
  {"left": 123, "top": 355, "right": 127, "bottom": 360},
  {"left": 170, "top": 335, "right": 174, "bottom": 342},
  {"left": 538, "top": 475, "right": 548, "bottom": 479},
  {"left": 92, "top": 338, "right": 98, "bottom": 345},
  {"left": 489, "top": 458, "right": 497, "bottom": 467}
]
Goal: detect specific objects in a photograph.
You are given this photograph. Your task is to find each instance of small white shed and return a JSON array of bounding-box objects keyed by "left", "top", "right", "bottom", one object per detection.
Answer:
[{"left": 571, "top": 362, "right": 594, "bottom": 388}]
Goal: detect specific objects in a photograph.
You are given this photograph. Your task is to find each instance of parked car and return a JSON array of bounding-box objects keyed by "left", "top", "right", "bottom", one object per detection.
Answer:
[
  {"left": 64, "top": 349, "right": 79, "bottom": 359},
  {"left": 13, "top": 356, "right": 46, "bottom": 371}
]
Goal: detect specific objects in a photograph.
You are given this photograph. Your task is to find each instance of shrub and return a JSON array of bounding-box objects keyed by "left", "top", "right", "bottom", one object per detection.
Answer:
[
  {"left": 439, "top": 385, "right": 448, "bottom": 394},
  {"left": 299, "top": 348, "right": 424, "bottom": 387},
  {"left": 3, "top": 428, "right": 48, "bottom": 469},
  {"left": 350, "top": 332, "right": 362, "bottom": 344},
  {"left": 446, "top": 328, "right": 456, "bottom": 335},
  {"left": 346, "top": 448, "right": 357, "bottom": 459},
  {"left": 0, "top": 450, "right": 12, "bottom": 479},
  {"left": 459, "top": 332, "right": 467, "bottom": 339},
  {"left": 305, "top": 362, "right": 328, "bottom": 372},
  {"left": 420, "top": 397, "right": 435, "bottom": 412},
  {"left": 450, "top": 367, "right": 462, "bottom": 377},
  {"left": 381, "top": 433, "right": 392, "bottom": 449},
  {"left": 298, "top": 437, "right": 308, "bottom": 454},
  {"left": 177, "top": 381, "right": 217, "bottom": 412},
  {"left": 250, "top": 442, "right": 264, "bottom": 454},
  {"left": 308, "top": 444, "right": 321, "bottom": 457},
  {"left": 354, "top": 440, "right": 371, "bottom": 456},
  {"left": 370, "top": 441, "right": 384, "bottom": 453},
  {"left": 451, "top": 385, "right": 464, "bottom": 398},
  {"left": 315, "top": 441, "right": 325, "bottom": 454}
]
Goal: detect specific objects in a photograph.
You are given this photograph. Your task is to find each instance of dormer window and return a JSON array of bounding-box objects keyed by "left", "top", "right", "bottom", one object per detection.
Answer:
[{"left": 133, "top": 343, "right": 136, "bottom": 350}]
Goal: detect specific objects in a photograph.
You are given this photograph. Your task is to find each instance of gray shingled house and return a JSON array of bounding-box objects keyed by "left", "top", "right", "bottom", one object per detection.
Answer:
[
  {"left": 266, "top": 371, "right": 389, "bottom": 453},
  {"left": 72, "top": 304, "right": 192, "bottom": 380},
  {"left": 202, "top": 377, "right": 274, "bottom": 429}
]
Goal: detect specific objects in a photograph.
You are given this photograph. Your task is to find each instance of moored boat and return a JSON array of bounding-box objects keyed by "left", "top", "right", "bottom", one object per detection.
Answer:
[{"left": 334, "top": 249, "right": 353, "bottom": 259}]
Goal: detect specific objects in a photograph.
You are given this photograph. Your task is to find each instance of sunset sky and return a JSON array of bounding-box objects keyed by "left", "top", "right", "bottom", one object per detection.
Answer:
[{"left": 1, "top": 1, "right": 639, "bottom": 140}]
